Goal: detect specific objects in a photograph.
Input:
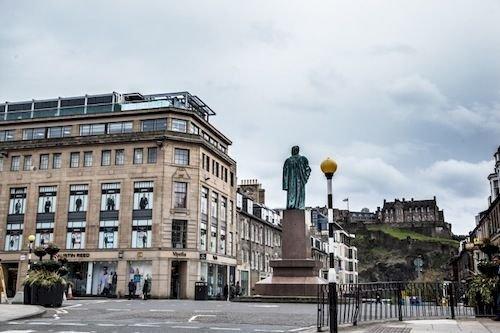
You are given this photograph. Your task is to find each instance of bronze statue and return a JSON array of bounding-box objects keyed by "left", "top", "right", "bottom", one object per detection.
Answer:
[{"left": 283, "top": 146, "right": 311, "bottom": 209}]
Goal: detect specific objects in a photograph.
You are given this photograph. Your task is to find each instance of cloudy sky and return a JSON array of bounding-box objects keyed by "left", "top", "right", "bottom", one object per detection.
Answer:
[{"left": 1, "top": 1, "right": 499, "bottom": 234}]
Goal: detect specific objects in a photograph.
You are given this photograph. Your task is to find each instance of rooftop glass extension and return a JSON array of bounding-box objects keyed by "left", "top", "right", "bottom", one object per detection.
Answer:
[{"left": 0, "top": 91, "right": 215, "bottom": 123}]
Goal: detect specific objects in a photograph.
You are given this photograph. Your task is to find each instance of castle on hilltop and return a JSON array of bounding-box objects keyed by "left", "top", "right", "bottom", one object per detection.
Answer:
[
  {"left": 312, "top": 197, "right": 453, "bottom": 239},
  {"left": 375, "top": 197, "right": 452, "bottom": 238}
]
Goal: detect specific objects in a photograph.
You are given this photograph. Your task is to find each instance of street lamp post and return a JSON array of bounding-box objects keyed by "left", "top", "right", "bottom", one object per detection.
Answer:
[
  {"left": 27, "top": 235, "right": 35, "bottom": 276},
  {"left": 320, "top": 157, "right": 338, "bottom": 283},
  {"left": 321, "top": 157, "right": 338, "bottom": 333}
]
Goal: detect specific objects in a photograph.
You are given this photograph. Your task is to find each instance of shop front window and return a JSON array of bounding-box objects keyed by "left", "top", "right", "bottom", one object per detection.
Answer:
[
  {"left": 35, "top": 222, "right": 54, "bottom": 246},
  {"left": 69, "top": 185, "right": 88, "bottom": 212},
  {"left": 132, "top": 219, "right": 152, "bottom": 248},
  {"left": 9, "top": 187, "right": 27, "bottom": 215},
  {"left": 99, "top": 221, "right": 119, "bottom": 249},
  {"left": 101, "top": 183, "right": 120, "bottom": 211},
  {"left": 5, "top": 230, "right": 22, "bottom": 251},
  {"left": 66, "top": 221, "right": 86, "bottom": 249},
  {"left": 133, "top": 181, "right": 153, "bottom": 210},
  {"left": 38, "top": 186, "right": 57, "bottom": 214},
  {"left": 128, "top": 261, "right": 152, "bottom": 298}
]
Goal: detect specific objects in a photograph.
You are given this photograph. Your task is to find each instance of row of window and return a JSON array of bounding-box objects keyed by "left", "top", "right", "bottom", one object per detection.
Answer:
[
  {"left": 1, "top": 147, "right": 196, "bottom": 172},
  {"left": 3, "top": 148, "right": 186, "bottom": 173},
  {"left": 4, "top": 218, "right": 191, "bottom": 251},
  {"left": 240, "top": 250, "right": 273, "bottom": 273},
  {"left": 4, "top": 180, "right": 198, "bottom": 216},
  {"left": 1, "top": 116, "right": 229, "bottom": 156},
  {"left": 5, "top": 147, "right": 157, "bottom": 171},
  {"left": 202, "top": 153, "right": 234, "bottom": 186},
  {"left": 199, "top": 187, "right": 235, "bottom": 255},
  {"left": 240, "top": 218, "right": 280, "bottom": 247},
  {"left": 4, "top": 182, "right": 235, "bottom": 256}
]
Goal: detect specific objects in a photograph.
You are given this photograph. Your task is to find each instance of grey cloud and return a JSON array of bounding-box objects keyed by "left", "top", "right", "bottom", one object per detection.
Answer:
[
  {"left": 386, "top": 75, "right": 447, "bottom": 107},
  {"left": 370, "top": 43, "right": 417, "bottom": 56},
  {"left": 1, "top": 0, "right": 499, "bottom": 234}
]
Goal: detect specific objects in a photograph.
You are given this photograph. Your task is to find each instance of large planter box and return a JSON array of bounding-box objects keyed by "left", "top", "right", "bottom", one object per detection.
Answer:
[{"left": 29, "top": 283, "right": 65, "bottom": 307}]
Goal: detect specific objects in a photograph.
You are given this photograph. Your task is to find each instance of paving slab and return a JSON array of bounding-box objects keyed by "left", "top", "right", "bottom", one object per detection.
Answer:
[
  {"left": 312, "top": 319, "right": 500, "bottom": 332},
  {"left": 0, "top": 304, "right": 46, "bottom": 322}
]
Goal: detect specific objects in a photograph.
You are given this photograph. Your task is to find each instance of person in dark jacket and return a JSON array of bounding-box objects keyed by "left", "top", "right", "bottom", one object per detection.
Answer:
[
  {"left": 128, "top": 279, "right": 136, "bottom": 300},
  {"left": 142, "top": 278, "right": 150, "bottom": 300},
  {"left": 223, "top": 284, "right": 229, "bottom": 301}
]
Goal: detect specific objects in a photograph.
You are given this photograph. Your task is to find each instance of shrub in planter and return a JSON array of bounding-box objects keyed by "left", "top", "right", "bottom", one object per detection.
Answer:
[
  {"left": 466, "top": 274, "right": 498, "bottom": 316},
  {"left": 24, "top": 270, "right": 66, "bottom": 307},
  {"left": 477, "top": 262, "right": 499, "bottom": 277},
  {"left": 37, "top": 260, "right": 61, "bottom": 273},
  {"left": 45, "top": 243, "right": 60, "bottom": 260},
  {"left": 34, "top": 247, "right": 46, "bottom": 261}
]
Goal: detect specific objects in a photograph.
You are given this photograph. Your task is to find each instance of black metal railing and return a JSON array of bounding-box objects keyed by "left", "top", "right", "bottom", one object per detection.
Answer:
[{"left": 317, "top": 281, "right": 493, "bottom": 332}]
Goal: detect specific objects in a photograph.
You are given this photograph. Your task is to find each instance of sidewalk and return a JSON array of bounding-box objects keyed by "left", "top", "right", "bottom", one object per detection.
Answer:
[
  {"left": 0, "top": 304, "right": 46, "bottom": 322},
  {"left": 312, "top": 319, "right": 500, "bottom": 332}
]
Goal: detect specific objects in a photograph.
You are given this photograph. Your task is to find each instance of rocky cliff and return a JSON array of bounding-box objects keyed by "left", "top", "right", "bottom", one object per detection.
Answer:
[{"left": 349, "top": 224, "right": 459, "bottom": 282}]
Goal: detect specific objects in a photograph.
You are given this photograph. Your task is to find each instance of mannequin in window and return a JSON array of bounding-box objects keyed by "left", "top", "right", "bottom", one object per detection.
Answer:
[
  {"left": 75, "top": 197, "right": 83, "bottom": 212},
  {"left": 40, "top": 237, "right": 45, "bottom": 246},
  {"left": 139, "top": 194, "right": 149, "bottom": 210},
  {"left": 71, "top": 234, "right": 77, "bottom": 248},
  {"left": 44, "top": 199, "right": 52, "bottom": 213},
  {"left": 106, "top": 196, "right": 115, "bottom": 211},
  {"left": 104, "top": 235, "right": 109, "bottom": 248},
  {"left": 9, "top": 238, "right": 14, "bottom": 249},
  {"left": 142, "top": 233, "right": 148, "bottom": 248},
  {"left": 14, "top": 200, "right": 22, "bottom": 214}
]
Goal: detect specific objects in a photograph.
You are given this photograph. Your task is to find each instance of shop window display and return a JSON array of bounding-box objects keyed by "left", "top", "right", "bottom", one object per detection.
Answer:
[
  {"left": 66, "top": 221, "right": 86, "bottom": 249},
  {"left": 99, "top": 220, "right": 118, "bottom": 249},
  {"left": 128, "top": 261, "right": 152, "bottom": 297},
  {"left": 35, "top": 222, "right": 54, "bottom": 246},
  {"left": 132, "top": 219, "right": 152, "bottom": 248},
  {"left": 38, "top": 186, "right": 57, "bottom": 213},
  {"left": 133, "top": 181, "right": 153, "bottom": 210},
  {"left": 91, "top": 263, "right": 118, "bottom": 296},
  {"left": 101, "top": 183, "right": 120, "bottom": 211},
  {"left": 9, "top": 187, "right": 27, "bottom": 215},
  {"left": 68, "top": 185, "right": 88, "bottom": 212}
]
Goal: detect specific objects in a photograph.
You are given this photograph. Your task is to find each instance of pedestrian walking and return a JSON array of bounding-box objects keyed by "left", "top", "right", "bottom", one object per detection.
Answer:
[
  {"left": 229, "top": 284, "right": 235, "bottom": 300},
  {"left": 223, "top": 284, "right": 229, "bottom": 301},
  {"left": 142, "top": 276, "right": 151, "bottom": 300},
  {"left": 235, "top": 281, "right": 241, "bottom": 297},
  {"left": 128, "top": 279, "right": 136, "bottom": 300},
  {"left": 111, "top": 272, "right": 118, "bottom": 296}
]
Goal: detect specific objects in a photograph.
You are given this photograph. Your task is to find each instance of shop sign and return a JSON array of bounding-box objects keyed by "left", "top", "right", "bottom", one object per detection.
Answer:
[
  {"left": 20, "top": 254, "right": 26, "bottom": 261},
  {"left": 199, "top": 253, "right": 207, "bottom": 260},
  {"left": 61, "top": 252, "right": 91, "bottom": 258},
  {"left": 173, "top": 251, "right": 186, "bottom": 257}
]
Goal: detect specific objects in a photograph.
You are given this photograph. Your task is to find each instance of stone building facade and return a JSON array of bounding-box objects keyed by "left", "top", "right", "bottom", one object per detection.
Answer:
[
  {"left": 0, "top": 91, "right": 237, "bottom": 299},
  {"left": 452, "top": 147, "right": 500, "bottom": 281},
  {"left": 236, "top": 184, "right": 281, "bottom": 296},
  {"left": 376, "top": 197, "right": 452, "bottom": 237},
  {"left": 306, "top": 207, "right": 358, "bottom": 284}
]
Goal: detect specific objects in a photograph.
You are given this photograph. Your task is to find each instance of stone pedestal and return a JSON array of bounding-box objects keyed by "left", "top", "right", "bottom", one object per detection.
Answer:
[{"left": 254, "top": 210, "right": 326, "bottom": 297}]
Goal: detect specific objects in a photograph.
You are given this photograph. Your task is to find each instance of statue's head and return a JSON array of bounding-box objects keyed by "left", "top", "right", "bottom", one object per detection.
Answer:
[{"left": 291, "top": 146, "right": 300, "bottom": 155}]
